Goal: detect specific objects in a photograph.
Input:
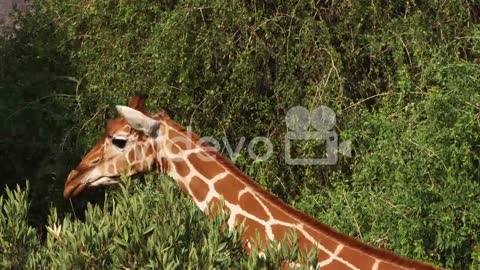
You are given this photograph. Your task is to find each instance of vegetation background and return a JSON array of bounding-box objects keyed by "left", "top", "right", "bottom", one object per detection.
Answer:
[{"left": 1, "top": 0, "right": 479, "bottom": 269}]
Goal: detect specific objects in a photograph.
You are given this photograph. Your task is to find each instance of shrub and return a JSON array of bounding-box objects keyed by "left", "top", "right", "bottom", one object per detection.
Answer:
[{"left": 1, "top": 178, "right": 319, "bottom": 269}]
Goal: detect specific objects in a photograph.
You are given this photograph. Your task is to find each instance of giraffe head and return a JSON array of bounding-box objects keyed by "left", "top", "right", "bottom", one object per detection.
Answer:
[{"left": 64, "top": 96, "right": 164, "bottom": 199}]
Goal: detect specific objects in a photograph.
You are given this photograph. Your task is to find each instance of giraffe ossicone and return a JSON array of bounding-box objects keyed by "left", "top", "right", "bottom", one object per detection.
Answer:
[{"left": 64, "top": 96, "right": 439, "bottom": 270}]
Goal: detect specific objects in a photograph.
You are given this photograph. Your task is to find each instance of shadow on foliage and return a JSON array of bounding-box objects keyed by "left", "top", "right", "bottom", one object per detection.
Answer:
[{"left": 0, "top": 6, "right": 102, "bottom": 231}]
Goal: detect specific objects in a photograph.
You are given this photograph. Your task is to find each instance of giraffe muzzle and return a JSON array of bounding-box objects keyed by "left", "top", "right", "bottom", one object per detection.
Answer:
[
  {"left": 64, "top": 169, "right": 92, "bottom": 199},
  {"left": 63, "top": 178, "right": 87, "bottom": 199},
  {"left": 64, "top": 168, "right": 120, "bottom": 199}
]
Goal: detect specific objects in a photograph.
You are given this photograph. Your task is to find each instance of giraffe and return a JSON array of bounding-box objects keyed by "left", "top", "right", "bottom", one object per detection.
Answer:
[{"left": 64, "top": 96, "right": 439, "bottom": 270}]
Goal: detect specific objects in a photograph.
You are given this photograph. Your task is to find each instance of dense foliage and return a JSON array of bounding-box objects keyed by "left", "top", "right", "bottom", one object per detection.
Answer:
[
  {"left": 0, "top": 0, "right": 479, "bottom": 269},
  {"left": 1, "top": 178, "right": 318, "bottom": 269}
]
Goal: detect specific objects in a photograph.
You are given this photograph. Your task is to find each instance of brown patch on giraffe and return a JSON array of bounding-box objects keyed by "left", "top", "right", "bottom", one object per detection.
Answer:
[
  {"left": 107, "top": 164, "right": 115, "bottom": 175},
  {"left": 88, "top": 151, "right": 101, "bottom": 164},
  {"left": 271, "top": 224, "right": 288, "bottom": 242},
  {"left": 315, "top": 248, "right": 332, "bottom": 263},
  {"left": 188, "top": 153, "right": 225, "bottom": 179},
  {"left": 146, "top": 143, "right": 154, "bottom": 156},
  {"left": 128, "top": 149, "right": 136, "bottom": 164},
  {"left": 106, "top": 118, "right": 128, "bottom": 137},
  {"left": 294, "top": 228, "right": 314, "bottom": 253},
  {"left": 157, "top": 157, "right": 169, "bottom": 173},
  {"left": 258, "top": 197, "right": 297, "bottom": 224},
  {"left": 115, "top": 157, "right": 129, "bottom": 171},
  {"left": 337, "top": 245, "right": 376, "bottom": 270},
  {"left": 320, "top": 260, "right": 350, "bottom": 270},
  {"left": 270, "top": 225, "right": 330, "bottom": 262},
  {"left": 136, "top": 134, "right": 146, "bottom": 142},
  {"left": 214, "top": 175, "right": 245, "bottom": 204},
  {"left": 189, "top": 176, "right": 209, "bottom": 202},
  {"left": 236, "top": 214, "right": 267, "bottom": 249},
  {"left": 238, "top": 192, "right": 269, "bottom": 221},
  {"left": 135, "top": 144, "right": 143, "bottom": 157},
  {"left": 166, "top": 139, "right": 182, "bottom": 154},
  {"left": 172, "top": 159, "right": 190, "bottom": 177},
  {"left": 75, "top": 138, "right": 105, "bottom": 172},
  {"left": 169, "top": 128, "right": 196, "bottom": 150},
  {"left": 303, "top": 225, "right": 338, "bottom": 252}
]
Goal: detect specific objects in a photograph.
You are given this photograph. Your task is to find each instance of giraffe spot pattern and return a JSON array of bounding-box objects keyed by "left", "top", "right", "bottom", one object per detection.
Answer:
[
  {"left": 146, "top": 143, "right": 155, "bottom": 156},
  {"left": 238, "top": 192, "right": 270, "bottom": 221},
  {"left": 188, "top": 153, "right": 225, "bottom": 179},
  {"left": 145, "top": 118, "right": 439, "bottom": 270},
  {"left": 135, "top": 144, "right": 142, "bottom": 156},
  {"left": 128, "top": 149, "right": 136, "bottom": 164},
  {"left": 271, "top": 224, "right": 332, "bottom": 263},
  {"left": 166, "top": 138, "right": 181, "bottom": 154},
  {"left": 169, "top": 129, "right": 196, "bottom": 150},
  {"left": 172, "top": 160, "right": 190, "bottom": 177},
  {"left": 106, "top": 118, "right": 128, "bottom": 137},
  {"left": 235, "top": 214, "right": 268, "bottom": 250},
  {"left": 258, "top": 197, "right": 297, "bottom": 224},
  {"left": 214, "top": 175, "right": 246, "bottom": 204},
  {"left": 115, "top": 157, "right": 128, "bottom": 171},
  {"left": 294, "top": 228, "right": 315, "bottom": 253},
  {"left": 303, "top": 225, "right": 339, "bottom": 252},
  {"left": 189, "top": 176, "right": 209, "bottom": 202},
  {"left": 271, "top": 224, "right": 288, "bottom": 242},
  {"left": 107, "top": 164, "right": 115, "bottom": 175}
]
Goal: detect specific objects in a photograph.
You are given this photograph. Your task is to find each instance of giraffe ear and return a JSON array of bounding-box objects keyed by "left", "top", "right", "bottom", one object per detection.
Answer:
[{"left": 116, "top": 105, "right": 160, "bottom": 137}]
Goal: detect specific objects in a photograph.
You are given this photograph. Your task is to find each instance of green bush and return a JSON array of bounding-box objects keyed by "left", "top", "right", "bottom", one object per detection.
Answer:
[
  {"left": 1, "top": 0, "right": 479, "bottom": 269},
  {"left": 0, "top": 184, "right": 38, "bottom": 269},
  {"left": 1, "top": 178, "right": 315, "bottom": 269}
]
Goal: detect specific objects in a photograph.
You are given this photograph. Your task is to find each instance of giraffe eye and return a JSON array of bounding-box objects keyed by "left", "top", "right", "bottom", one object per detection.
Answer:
[{"left": 112, "top": 137, "right": 127, "bottom": 149}]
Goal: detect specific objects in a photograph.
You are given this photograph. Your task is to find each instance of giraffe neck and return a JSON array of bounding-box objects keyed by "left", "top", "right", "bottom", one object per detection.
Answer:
[{"left": 154, "top": 121, "right": 437, "bottom": 270}]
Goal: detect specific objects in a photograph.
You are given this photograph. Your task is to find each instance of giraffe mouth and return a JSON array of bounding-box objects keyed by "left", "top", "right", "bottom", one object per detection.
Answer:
[
  {"left": 64, "top": 173, "right": 120, "bottom": 199},
  {"left": 89, "top": 176, "right": 119, "bottom": 187}
]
